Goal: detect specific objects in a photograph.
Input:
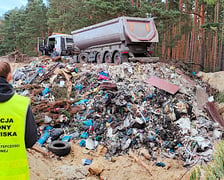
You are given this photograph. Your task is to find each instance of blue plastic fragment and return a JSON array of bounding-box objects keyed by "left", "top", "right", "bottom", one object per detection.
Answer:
[
  {"left": 80, "top": 132, "right": 89, "bottom": 139},
  {"left": 82, "top": 159, "right": 92, "bottom": 165},
  {"left": 126, "top": 128, "right": 133, "bottom": 136},
  {"left": 62, "top": 135, "right": 71, "bottom": 142},
  {"left": 83, "top": 119, "right": 93, "bottom": 126},
  {"left": 37, "top": 132, "right": 50, "bottom": 145},
  {"left": 79, "top": 139, "right": 86, "bottom": 147},
  {"left": 75, "top": 83, "right": 83, "bottom": 90},
  {"left": 42, "top": 87, "right": 50, "bottom": 96},
  {"left": 74, "top": 99, "right": 89, "bottom": 105},
  {"left": 155, "top": 162, "right": 166, "bottom": 167},
  {"left": 99, "top": 71, "right": 109, "bottom": 77}
]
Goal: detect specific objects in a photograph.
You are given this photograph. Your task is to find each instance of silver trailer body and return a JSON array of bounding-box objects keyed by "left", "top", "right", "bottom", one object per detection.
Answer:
[{"left": 71, "top": 16, "right": 159, "bottom": 63}]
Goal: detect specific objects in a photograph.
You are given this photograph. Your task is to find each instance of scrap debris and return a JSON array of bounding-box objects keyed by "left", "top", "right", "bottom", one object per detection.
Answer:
[
  {"left": 7, "top": 50, "right": 29, "bottom": 63},
  {"left": 13, "top": 57, "right": 224, "bottom": 167}
]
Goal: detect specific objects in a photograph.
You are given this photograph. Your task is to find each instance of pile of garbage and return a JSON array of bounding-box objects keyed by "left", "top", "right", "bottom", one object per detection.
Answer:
[{"left": 13, "top": 57, "right": 224, "bottom": 167}]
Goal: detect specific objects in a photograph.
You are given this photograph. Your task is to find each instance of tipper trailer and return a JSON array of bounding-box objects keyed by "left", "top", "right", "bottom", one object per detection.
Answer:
[{"left": 71, "top": 16, "right": 159, "bottom": 64}]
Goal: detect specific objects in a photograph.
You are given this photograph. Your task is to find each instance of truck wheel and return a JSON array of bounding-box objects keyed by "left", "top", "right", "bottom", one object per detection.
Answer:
[
  {"left": 113, "top": 52, "right": 122, "bottom": 64},
  {"left": 78, "top": 53, "right": 88, "bottom": 63},
  {"left": 96, "top": 53, "right": 103, "bottom": 63},
  {"left": 48, "top": 140, "right": 71, "bottom": 156},
  {"left": 104, "top": 52, "right": 112, "bottom": 63}
]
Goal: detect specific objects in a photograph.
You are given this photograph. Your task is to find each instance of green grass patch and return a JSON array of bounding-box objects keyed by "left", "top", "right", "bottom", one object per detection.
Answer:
[
  {"left": 190, "top": 141, "right": 224, "bottom": 180},
  {"left": 215, "top": 92, "right": 224, "bottom": 103}
]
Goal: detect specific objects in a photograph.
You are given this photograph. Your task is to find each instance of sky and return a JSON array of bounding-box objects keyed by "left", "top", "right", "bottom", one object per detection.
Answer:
[{"left": 0, "top": 0, "right": 47, "bottom": 17}]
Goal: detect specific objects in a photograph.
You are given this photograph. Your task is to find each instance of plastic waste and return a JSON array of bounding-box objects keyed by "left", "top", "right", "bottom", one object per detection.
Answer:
[
  {"left": 37, "top": 132, "right": 50, "bottom": 145},
  {"left": 74, "top": 99, "right": 89, "bottom": 105},
  {"left": 62, "top": 135, "right": 72, "bottom": 142},
  {"left": 82, "top": 159, "right": 92, "bottom": 165},
  {"left": 99, "top": 71, "right": 109, "bottom": 77},
  {"left": 59, "top": 80, "right": 65, "bottom": 87},
  {"left": 155, "top": 162, "right": 165, "bottom": 167},
  {"left": 69, "top": 132, "right": 80, "bottom": 139},
  {"left": 79, "top": 139, "right": 86, "bottom": 147},
  {"left": 80, "top": 132, "right": 89, "bottom": 139},
  {"left": 98, "top": 74, "right": 109, "bottom": 81},
  {"left": 44, "top": 115, "right": 52, "bottom": 123},
  {"left": 37, "top": 126, "right": 52, "bottom": 145},
  {"left": 13, "top": 69, "right": 26, "bottom": 81},
  {"left": 75, "top": 83, "right": 83, "bottom": 90},
  {"left": 83, "top": 119, "right": 93, "bottom": 126},
  {"left": 42, "top": 87, "right": 50, "bottom": 96},
  {"left": 50, "top": 128, "right": 64, "bottom": 141},
  {"left": 38, "top": 67, "right": 46, "bottom": 74},
  {"left": 85, "top": 138, "right": 95, "bottom": 150}
]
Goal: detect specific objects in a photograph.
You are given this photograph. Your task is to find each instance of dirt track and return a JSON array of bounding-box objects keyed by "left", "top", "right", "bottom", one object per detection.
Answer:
[{"left": 28, "top": 143, "right": 191, "bottom": 180}]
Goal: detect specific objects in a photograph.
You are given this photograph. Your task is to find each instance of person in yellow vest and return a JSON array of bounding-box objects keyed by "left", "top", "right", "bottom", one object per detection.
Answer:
[{"left": 0, "top": 61, "right": 37, "bottom": 179}]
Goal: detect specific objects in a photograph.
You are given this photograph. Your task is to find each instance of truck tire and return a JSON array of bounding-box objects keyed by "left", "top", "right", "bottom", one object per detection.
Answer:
[
  {"left": 48, "top": 140, "right": 71, "bottom": 156},
  {"left": 96, "top": 53, "right": 103, "bottom": 63},
  {"left": 113, "top": 52, "right": 122, "bottom": 64},
  {"left": 78, "top": 53, "right": 88, "bottom": 63},
  {"left": 104, "top": 52, "right": 112, "bottom": 63}
]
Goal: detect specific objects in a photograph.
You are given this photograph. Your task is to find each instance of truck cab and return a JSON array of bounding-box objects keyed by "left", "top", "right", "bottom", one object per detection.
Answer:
[{"left": 46, "top": 33, "right": 74, "bottom": 56}]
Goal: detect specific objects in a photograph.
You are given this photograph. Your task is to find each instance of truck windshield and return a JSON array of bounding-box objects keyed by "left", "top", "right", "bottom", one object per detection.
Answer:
[{"left": 66, "top": 38, "right": 74, "bottom": 43}]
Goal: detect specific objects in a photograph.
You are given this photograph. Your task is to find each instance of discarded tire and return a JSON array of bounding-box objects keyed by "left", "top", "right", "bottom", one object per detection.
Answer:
[{"left": 48, "top": 141, "right": 71, "bottom": 156}]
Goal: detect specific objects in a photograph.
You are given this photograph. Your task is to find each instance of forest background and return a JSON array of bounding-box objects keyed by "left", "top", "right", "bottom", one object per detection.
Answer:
[{"left": 0, "top": 0, "right": 223, "bottom": 72}]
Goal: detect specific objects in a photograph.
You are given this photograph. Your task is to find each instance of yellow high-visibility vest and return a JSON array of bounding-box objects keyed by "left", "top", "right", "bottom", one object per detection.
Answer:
[{"left": 0, "top": 94, "right": 30, "bottom": 180}]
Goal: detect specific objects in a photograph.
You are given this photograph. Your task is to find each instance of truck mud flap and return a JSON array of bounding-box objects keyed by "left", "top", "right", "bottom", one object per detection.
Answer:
[{"left": 128, "top": 57, "right": 159, "bottom": 63}]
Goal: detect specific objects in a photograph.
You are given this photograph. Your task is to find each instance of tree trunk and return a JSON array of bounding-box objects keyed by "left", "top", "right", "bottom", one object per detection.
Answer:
[
  {"left": 172, "top": 24, "right": 176, "bottom": 59},
  {"left": 219, "top": 10, "right": 224, "bottom": 71},
  {"left": 176, "top": 0, "right": 182, "bottom": 60},
  {"left": 206, "top": 31, "right": 212, "bottom": 70},
  {"left": 189, "top": 0, "right": 198, "bottom": 62},
  {"left": 179, "top": 0, "right": 182, "bottom": 11},
  {"left": 185, "top": 33, "right": 190, "bottom": 62},
  {"left": 199, "top": 4, "right": 205, "bottom": 71},
  {"left": 131, "top": 0, "right": 134, "bottom": 6},
  {"left": 180, "top": 34, "right": 185, "bottom": 60},
  {"left": 162, "top": 31, "right": 166, "bottom": 61},
  {"left": 166, "top": 0, "right": 168, "bottom": 11},
  {"left": 213, "top": 1, "right": 219, "bottom": 72},
  {"left": 167, "top": 29, "right": 171, "bottom": 60},
  {"left": 184, "top": 0, "right": 190, "bottom": 62}
]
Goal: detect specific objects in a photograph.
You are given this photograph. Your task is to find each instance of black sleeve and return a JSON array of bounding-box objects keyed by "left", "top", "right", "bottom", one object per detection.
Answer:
[{"left": 25, "top": 105, "right": 38, "bottom": 148}]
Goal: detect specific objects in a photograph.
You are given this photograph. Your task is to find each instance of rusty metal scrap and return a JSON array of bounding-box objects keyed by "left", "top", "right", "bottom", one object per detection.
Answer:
[
  {"left": 32, "top": 99, "right": 83, "bottom": 124},
  {"left": 205, "top": 101, "right": 224, "bottom": 127},
  {"left": 40, "top": 62, "right": 60, "bottom": 83},
  {"left": 33, "top": 99, "right": 78, "bottom": 113},
  {"left": 196, "top": 87, "right": 209, "bottom": 110},
  {"left": 99, "top": 82, "right": 118, "bottom": 91},
  {"left": 146, "top": 75, "right": 180, "bottom": 95}
]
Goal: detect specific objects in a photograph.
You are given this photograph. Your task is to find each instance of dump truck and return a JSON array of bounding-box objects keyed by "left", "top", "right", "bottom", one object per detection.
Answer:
[{"left": 71, "top": 16, "right": 159, "bottom": 64}]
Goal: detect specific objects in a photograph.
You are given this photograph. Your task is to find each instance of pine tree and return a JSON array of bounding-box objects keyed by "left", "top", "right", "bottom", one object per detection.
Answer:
[
  {"left": 0, "top": 8, "right": 26, "bottom": 55},
  {"left": 22, "top": 0, "right": 48, "bottom": 56}
]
